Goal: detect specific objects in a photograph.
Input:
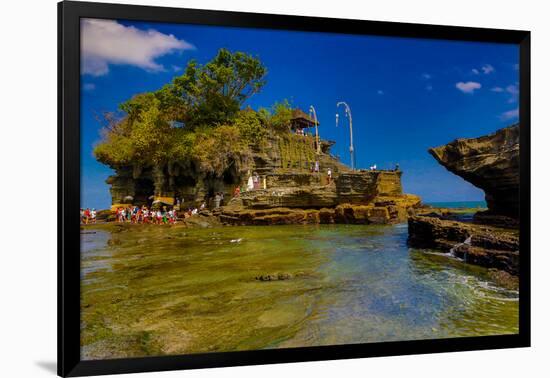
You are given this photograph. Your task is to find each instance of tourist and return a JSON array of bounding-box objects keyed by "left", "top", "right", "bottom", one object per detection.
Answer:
[
  {"left": 247, "top": 172, "right": 254, "bottom": 191},
  {"left": 233, "top": 186, "right": 241, "bottom": 197},
  {"left": 142, "top": 208, "right": 149, "bottom": 223},
  {"left": 90, "top": 208, "right": 97, "bottom": 224},
  {"left": 253, "top": 172, "right": 260, "bottom": 189},
  {"left": 169, "top": 209, "right": 177, "bottom": 224},
  {"left": 214, "top": 192, "right": 221, "bottom": 208},
  {"left": 314, "top": 161, "right": 319, "bottom": 173},
  {"left": 83, "top": 208, "right": 91, "bottom": 224},
  {"left": 327, "top": 168, "right": 332, "bottom": 185}
]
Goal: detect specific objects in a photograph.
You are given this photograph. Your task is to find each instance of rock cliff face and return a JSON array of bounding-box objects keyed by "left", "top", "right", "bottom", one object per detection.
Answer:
[
  {"left": 408, "top": 216, "right": 519, "bottom": 276},
  {"left": 105, "top": 131, "right": 421, "bottom": 225},
  {"left": 106, "top": 133, "right": 350, "bottom": 209},
  {"left": 429, "top": 125, "right": 520, "bottom": 218},
  {"left": 219, "top": 169, "right": 420, "bottom": 225},
  {"left": 406, "top": 126, "right": 521, "bottom": 278}
]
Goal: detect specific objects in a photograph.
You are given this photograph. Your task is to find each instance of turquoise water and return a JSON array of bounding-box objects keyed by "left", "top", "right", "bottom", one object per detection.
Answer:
[{"left": 426, "top": 200, "right": 487, "bottom": 209}]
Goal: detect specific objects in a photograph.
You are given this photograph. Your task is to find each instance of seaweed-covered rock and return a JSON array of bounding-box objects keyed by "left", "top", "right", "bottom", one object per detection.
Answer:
[{"left": 407, "top": 215, "right": 519, "bottom": 275}]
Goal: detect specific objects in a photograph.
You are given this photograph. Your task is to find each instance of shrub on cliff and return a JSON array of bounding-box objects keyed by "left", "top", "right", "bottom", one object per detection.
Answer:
[
  {"left": 259, "top": 99, "right": 293, "bottom": 133},
  {"left": 192, "top": 125, "right": 250, "bottom": 176},
  {"left": 234, "top": 109, "right": 267, "bottom": 147}
]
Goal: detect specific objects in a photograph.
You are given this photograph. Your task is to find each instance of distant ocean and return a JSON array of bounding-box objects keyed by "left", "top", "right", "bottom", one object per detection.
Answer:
[{"left": 425, "top": 200, "right": 487, "bottom": 209}]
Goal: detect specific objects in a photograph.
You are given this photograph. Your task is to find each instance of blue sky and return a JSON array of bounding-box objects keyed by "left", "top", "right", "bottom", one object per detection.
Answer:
[{"left": 80, "top": 19, "right": 519, "bottom": 209}]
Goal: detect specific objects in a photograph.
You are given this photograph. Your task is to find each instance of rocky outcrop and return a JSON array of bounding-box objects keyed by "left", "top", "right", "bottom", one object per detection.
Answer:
[
  {"left": 219, "top": 169, "right": 420, "bottom": 225},
  {"left": 408, "top": 215, "right": 519, "bottom": 275},
  {"left": 104, "top": 129, "right": 422, "bottom": 225},
  {"left": 429, "top": 125, "right": 519, "bottom": 219},
  {"left": 105, "top": 132, "right": 350, "bottom": 210},
  {"left": 220, "top": 195, "right": 420, "bottom": 226}
]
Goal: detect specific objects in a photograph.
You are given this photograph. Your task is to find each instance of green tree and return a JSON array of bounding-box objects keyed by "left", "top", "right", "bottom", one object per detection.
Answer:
[
  {"left": 94, "top": 49, "right": 275, "bottom": 178},
  {"left": 234, "top": 108, "right": 267, "bottom": 146},
  {"left": 162, "top": 48, "right": 267, "bottom": 127}
]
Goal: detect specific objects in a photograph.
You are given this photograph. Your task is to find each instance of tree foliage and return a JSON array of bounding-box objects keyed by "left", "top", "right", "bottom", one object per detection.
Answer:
[
  {"left": 258, "top": 99, "right": 293, "bottom": 133},
  {"left": 155, "top": 48, "right": 267, "bottom": 128},
  {"left": 93, "top": 49, "right": 292, "bottom": 177}
]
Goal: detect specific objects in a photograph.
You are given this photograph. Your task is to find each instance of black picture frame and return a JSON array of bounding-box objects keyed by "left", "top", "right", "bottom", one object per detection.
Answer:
[{"left": 58, "top": 1, "right": 531, "bottom": 376}]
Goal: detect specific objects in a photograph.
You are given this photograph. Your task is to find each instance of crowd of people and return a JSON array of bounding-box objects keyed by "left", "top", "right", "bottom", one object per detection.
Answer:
[
  {"left": 110, "top": 199, "right": 223, "bottom": 225},
  {"left": 80, "top": 208, "right": 97, "bottom": 224},
  {"left": 114, "top": 206, "right": 178, "bottom": 224}
]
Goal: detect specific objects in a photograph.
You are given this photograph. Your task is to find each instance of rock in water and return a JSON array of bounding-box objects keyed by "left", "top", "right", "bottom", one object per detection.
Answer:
[
  {"left": 408, "top": 215, "right": 519, "bottom": 275},
  {"left": 429, "top": 125, "right": 519, "bottom": 218}
]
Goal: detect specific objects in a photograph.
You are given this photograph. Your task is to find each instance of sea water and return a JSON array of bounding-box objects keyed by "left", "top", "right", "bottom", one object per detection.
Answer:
[
  {"left": 80, "top": 223, "right": 518, "bottom": 359},
  {"left": 425, "top": 200, "right": 487, "bottom": 209}
]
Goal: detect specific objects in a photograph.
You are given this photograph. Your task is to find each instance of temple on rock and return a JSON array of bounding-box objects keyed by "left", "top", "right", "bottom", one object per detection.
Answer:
[{"left": 105, "top": 107, "right": 420, "bottom": 224}]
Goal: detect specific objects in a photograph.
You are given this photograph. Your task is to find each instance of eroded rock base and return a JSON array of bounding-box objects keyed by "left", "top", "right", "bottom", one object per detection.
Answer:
[{"left": 408, "top": 215, "right": 519, "bottom": 276}]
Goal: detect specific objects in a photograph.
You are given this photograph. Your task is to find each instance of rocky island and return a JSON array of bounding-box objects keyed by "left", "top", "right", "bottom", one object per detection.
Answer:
[
  {"left": 94, "top": 50, "right": 421, "bottom": 227},
  {"left": 408, "top": 125, "right": 520, "bottom": 287},
  {"left": 105, "top": 122, "right": 420, "bottom": 226}
]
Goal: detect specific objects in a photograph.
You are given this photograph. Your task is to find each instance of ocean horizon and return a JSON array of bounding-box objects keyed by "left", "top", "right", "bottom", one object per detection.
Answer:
[{"left": 425, "top": 200, "right": 487, "bottom": 209}]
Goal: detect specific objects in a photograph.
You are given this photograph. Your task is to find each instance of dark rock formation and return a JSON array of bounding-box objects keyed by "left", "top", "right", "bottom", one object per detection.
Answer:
[
  {"left": 429, "top": 125, "right": 519, "bottom": 218},
  {"left": 105, "top": 133, "right": 350, "bottom": 210},
  {"left": 408, "top": 215, "right": 519, "bottom": 275}
]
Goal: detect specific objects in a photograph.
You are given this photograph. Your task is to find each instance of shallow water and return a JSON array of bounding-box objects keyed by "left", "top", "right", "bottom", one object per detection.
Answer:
[{"left": 80, "top": 223, "right": 518, "bottom": 359}]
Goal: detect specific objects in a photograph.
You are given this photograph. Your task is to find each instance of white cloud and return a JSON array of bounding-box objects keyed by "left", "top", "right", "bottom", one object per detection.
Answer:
[
  {"left": 421, "top": 73, "right": 431, "bottom": 80},
  {"left": 377, "top": 90, "right": 384, "bottom": 95},
  {"left": 506, "top": 84, "right": 519, "bottom": 95},
  {"left": 171, "top": 65, "right": 182, "bottom": 72},
  {"left": 491, "top": 83, "right": 519, "bottom": 102},
  {"left": 500, "top": 108, "right": 519, "bottom": 121},
  {"left": 481, "top": 64, "right": 495, "bottom": 74},
  {"left": 456, "top": 81, "right": 481, "bottom": 94},
  {"left": 81, "top": 19, "right": 194, "bottom": 76},
  {"left": 82, "top": 83, "right": 95, "bottom": 91},
  {"left": 472, "top": 68, "right": 480, "bottom": 75},
  {"left": 426, "top": 85, "right": 433, "bottom": 91},
  {"left": 506, "top": 84, "right": 519, "bottom": 103}
]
